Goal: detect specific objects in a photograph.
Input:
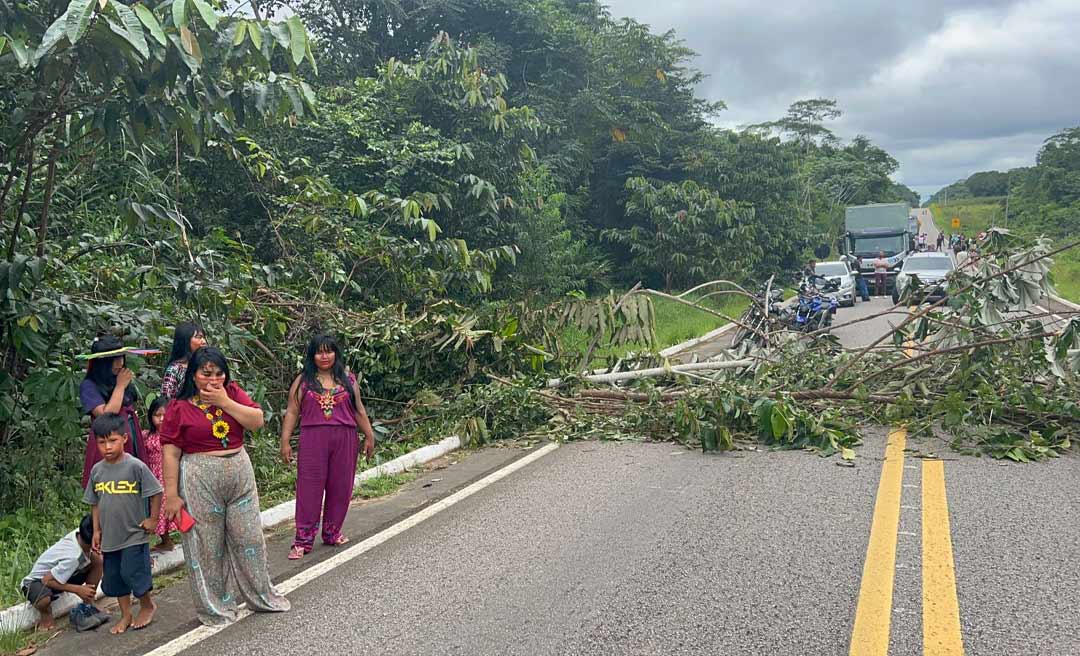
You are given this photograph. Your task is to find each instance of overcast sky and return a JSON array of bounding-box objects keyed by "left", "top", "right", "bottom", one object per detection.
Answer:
[{"left": 601, "top": 0, "right": 1080, "bottom": 201}]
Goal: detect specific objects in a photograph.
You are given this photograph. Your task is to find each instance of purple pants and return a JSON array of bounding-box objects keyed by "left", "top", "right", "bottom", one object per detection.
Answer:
[{"left": 293, "top": 425, "right": 359, "bottom": 550}]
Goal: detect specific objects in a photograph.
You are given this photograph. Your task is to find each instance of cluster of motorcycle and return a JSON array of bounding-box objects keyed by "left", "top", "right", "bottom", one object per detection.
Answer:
[{"left": 731, "top": 274, "right": 841, "bottom": 351}]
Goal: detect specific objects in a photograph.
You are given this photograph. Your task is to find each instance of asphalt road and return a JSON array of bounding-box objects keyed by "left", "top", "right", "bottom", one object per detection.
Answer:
[{"left": 38, "top": 211, "right": 1080, "bottom": 656}]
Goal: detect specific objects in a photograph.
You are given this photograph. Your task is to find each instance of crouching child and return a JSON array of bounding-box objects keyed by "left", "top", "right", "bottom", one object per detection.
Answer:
[
  {"left": 84, "top": 412, "right": 163, "bottom": 634},
  {"left": 20, "top": 514, "right": 106, "bottom": 631}
]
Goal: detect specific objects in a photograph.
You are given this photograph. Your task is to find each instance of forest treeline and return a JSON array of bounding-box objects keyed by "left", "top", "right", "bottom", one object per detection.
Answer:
[{"left": 0, "top": 0, "right": 918, "bottom": 524}]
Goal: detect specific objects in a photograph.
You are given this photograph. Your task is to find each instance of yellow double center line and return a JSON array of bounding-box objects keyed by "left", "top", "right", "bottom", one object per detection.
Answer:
[{"left": 849, "top": 428, "right": 964, "bottom": 655}]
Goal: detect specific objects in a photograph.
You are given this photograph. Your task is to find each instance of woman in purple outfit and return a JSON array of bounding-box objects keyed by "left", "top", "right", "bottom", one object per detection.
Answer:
[{"left": 279, "top": 335, "right": 376, "bottom": 560}]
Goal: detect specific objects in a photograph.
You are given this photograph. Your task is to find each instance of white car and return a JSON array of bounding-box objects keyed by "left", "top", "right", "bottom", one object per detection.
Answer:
[
  {"left": 815, "top": 260, "right": 857, "bottom": 307},
  {"left": 893, "top": 252, "right": 954, "bottom": 303}
]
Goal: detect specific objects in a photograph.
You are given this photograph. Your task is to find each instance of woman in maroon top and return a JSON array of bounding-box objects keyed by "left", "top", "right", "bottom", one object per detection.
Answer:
[
  {"left": 279, "top": 335, "right": 376, "bottom": 560},
  {"left": 160, "top": 347, "right": 289, "bottom": 626}
]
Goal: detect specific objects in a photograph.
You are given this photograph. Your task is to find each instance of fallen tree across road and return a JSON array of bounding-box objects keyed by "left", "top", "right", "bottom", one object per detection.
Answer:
[{"left": 488, "top": 229, "right": 1080, "bottom": 462}]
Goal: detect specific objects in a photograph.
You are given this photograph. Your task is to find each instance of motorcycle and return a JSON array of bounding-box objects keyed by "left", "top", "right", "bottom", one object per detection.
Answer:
[{"left": 793, "top": 275, "right": 840, "bottom": 332}]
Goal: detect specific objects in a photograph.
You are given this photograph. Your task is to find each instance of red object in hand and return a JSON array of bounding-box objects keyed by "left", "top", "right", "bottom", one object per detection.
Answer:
[{"left": 178, "top": 508, "right": 197, "bottom": 533}]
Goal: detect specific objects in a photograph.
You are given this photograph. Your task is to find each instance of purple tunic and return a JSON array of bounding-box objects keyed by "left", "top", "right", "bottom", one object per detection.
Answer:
[
  {"left": 298, "top": 375, "right": 358, "bottom": 428},
  {"left": 292, "top": 374, "right": 360, "bottom": 550}
]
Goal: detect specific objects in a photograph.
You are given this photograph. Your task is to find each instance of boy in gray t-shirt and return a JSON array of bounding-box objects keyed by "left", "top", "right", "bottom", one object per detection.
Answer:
[{"left": 83, "top": 413, "right": 162, "bottom": 634}]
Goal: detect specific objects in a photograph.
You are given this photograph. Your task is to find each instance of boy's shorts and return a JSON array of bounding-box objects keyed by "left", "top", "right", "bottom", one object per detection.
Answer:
[
  {"left": 102, "top": 543, "right": 152, "bottom": 598},
  {"left": 22, "top": 569, "right": 89, "bottom": 605}
]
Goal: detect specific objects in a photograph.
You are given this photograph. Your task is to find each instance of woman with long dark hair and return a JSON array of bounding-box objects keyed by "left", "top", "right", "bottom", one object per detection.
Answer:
[
  {"left": 279, "top": 335, "right": 376, "bottom": 560},
  {"left": 80, "top": 335, "right": 147, "bottom": 487},
  {"left": 159, "top": 347, "right": 289, "bottom": 626},
  {"left": 160, "top": 322, "right": 207, "bottom": 399}
]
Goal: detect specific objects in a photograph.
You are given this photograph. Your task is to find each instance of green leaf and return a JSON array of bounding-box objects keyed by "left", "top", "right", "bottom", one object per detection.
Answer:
[
  {"left": 841, "top": 447, "right": 856, "bottom": 461},
  {"left": 134, "top": 4, "right": 167, "bottom": 46},
  {"left": 65, "top": 0, "right": 97, "bottom": 44},
  {"left": 770, "top": 408, "right": 789, "bottom": 440},
  {"left": 33, "top": 10, "right": 70, "bottom": 66},
  {"left": 172, "top": 0, "right": 188, "bottom": 27},
  {"left": 286, "top": 15, "right": 305, "bottom": 66},
  {"left": 298, "top": 80, "right": 316, "bottom": 108},
  {"left": 283, "top": 83, "right": 303, "bottom": 115},
  {"left": 191, "top": 0, "right": 218, "bottom": 30},
  {"left": 421, "top": 218, "right": 440, "bottom": 242},
  {"left": 268, "top": 21, "right": 290, "bottom": 49},
  {"left": 9, "top": 37, "right": 30, "bottom": 67},
  {"left": 247, "top": 21, "right": 263, "bottom": 50},
  {"left": 231, "top": 20, "right": 247, "bottom": 46},
  {"left": 111, "top": 1, "right": 149, "bottom": 58},
  {"left": 305, "top": 39, "right": 318, "bottom": 75}
]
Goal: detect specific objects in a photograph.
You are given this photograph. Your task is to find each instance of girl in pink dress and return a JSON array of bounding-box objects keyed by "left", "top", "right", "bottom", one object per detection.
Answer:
[{"left": 144, "top": 396, "right": 178, "bottom": 551}]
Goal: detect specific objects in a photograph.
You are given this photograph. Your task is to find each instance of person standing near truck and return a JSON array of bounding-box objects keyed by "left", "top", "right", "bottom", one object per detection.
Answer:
[
  {"left": 854, "top": 256, "right": 871, "bottom": 301},
  {"left": 873, "top": 250, "right": 889, "bottom": 296}
]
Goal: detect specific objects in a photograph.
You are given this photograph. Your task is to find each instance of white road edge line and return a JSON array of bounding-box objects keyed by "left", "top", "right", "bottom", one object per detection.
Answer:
[
  {"left": 143, "top": 441, "right": 561, "bottom": 656},
  {"left": 1034, "top": 305, "right": 1065, "bottom": 324}
]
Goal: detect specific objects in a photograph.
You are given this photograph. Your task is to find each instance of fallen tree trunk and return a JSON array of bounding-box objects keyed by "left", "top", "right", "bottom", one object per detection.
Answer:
[{"left": 546, "top": 359, "right": 755, "bottom": 388}]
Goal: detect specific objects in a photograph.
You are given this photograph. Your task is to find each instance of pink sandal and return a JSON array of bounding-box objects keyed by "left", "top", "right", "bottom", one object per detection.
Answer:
[
  {"left": 288, "top": 546, "right": 307, "bottom": 560},
  {"left": 326, "top": 535, "right": 349, "bottom": 547}
]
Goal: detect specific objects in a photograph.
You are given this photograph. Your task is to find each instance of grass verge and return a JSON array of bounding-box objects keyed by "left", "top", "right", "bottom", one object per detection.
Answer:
[
  {"left": 561, "top": 290, "right": 751, "bottom": 366},
  {"left": 929, "top": 199, "right": 1005, "bottom": 237},
  {"left": 354, "top": 472, "right": 418, "bottom": 499},
  {"left": 0, "top": 626, "right": 47, "bottom": 656},
  {"left": 1052, "top": 248, "right": 1080, "bottom": 303}
]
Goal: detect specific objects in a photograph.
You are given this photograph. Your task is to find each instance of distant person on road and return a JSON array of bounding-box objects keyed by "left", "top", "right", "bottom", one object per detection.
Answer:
[
  {"left": 873, "top": 250, "right": 889, "bottom": 296},
  {"left": 854, "top": 256, "right": 870, "bottom": 301},
  {"left": 918, "top": 233, "right": 927, "bottom": 251},
  {"left": 937, "top": 232, "right": 945, "bottom": 251},
  {"left": 279, "top": 335, "right": 376, "bottom": 561}
]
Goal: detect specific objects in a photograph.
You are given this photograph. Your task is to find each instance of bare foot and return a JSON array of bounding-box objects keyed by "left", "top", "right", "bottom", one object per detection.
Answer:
[
  {"left": 110, "top": 615, "right": 132, "bottom": 635},
  {"left": 132, "top": 599, "right": 156, "bottom": 630},
  {"left": 37, "top": 616, "right": 56, "bottom": 631}
]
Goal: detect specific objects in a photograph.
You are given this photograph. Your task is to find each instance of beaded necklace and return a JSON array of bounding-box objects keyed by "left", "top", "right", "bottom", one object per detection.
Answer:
[{"left": 313, "top": 379, "right": 342, "bottom": 419}]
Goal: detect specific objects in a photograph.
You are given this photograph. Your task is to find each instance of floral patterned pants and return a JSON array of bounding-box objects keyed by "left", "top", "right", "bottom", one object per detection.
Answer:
[{"left": 179, "top": 449, "right": 290, "bottom": 626}]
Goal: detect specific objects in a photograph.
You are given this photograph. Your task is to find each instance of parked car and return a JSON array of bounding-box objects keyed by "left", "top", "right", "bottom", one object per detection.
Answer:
[
  {"left": 814, "top": 260, "right": 857, "bottom": 307},
  {"left": 893, "top": 252, "right": 954, "bottom": 304}
]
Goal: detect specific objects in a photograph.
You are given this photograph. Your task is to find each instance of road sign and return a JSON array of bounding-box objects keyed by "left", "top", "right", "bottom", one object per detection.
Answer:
[{"left": 951, "top": 217, "right": 961, "bottom": 229}]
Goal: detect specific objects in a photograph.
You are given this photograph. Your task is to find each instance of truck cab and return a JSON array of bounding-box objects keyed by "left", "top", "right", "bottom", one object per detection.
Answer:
[{"left": 843, "top": 203, "right": 913, "bottom": 294}]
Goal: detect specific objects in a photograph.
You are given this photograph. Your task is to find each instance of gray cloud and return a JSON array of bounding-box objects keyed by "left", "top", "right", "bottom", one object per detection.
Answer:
[{"left": 602, "top": 0, "right": 1079, "bottom": 199}]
